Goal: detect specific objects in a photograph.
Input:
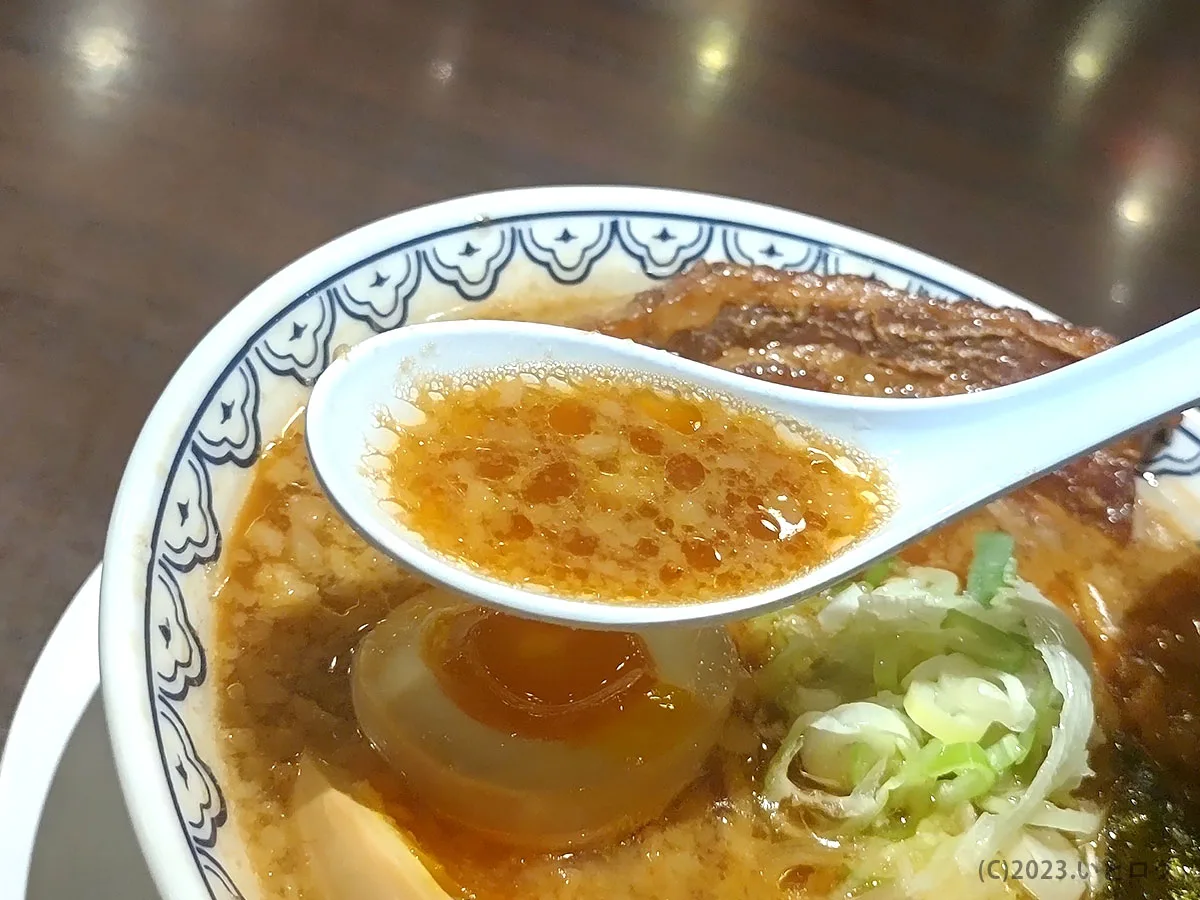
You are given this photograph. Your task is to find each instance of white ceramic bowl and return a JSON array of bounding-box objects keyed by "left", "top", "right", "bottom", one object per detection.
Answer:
[{"left": 98, "top": 186, "right": 1200, "bottom": 900}]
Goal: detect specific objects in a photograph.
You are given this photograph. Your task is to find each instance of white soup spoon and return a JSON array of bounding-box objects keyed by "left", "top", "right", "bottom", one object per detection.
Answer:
[{"left": 305, "top": 314, "right": 1200, "bottom": 628}]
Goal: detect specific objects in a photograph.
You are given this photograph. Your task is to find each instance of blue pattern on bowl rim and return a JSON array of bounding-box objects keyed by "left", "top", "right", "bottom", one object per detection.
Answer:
[{"left": 139, "top": 208, "right": 1200, "bottom": 899}]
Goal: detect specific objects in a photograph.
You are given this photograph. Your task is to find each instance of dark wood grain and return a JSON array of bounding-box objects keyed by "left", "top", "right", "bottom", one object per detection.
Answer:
[{"left": 1, "top": 0, "right": 1198, "bottom": 743}]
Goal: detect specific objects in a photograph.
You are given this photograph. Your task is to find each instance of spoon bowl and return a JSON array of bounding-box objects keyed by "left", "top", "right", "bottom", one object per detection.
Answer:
[{"left": 306, "top": 315, "right": 1200, "bottom": 628}]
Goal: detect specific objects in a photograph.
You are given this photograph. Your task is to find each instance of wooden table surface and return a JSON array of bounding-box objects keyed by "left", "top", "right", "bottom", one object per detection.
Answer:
[{"left": 1, "top": 0, "right": 1198, "bottom": 744}]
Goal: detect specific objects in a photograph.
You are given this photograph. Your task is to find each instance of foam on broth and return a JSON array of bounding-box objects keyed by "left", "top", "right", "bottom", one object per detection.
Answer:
[{"left": 377, "top": 367, "right": 888, "bottom": 605}]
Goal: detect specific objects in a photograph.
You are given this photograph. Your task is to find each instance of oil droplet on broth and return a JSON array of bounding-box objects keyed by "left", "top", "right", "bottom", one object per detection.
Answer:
[{"left": 379, "top": 366, "right": 890, "bottom": 604}]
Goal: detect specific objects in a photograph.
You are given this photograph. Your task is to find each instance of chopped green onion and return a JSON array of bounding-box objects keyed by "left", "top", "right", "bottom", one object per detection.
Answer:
[
  {"left": 985, "top": 732, "right": 1029, "bottom": 771},
  {"left": 966, "top": 532, "right": 1015, "bottom": 606},
  {"left": 873, "top": 812, "right": 924, "bottom": 840},
  {"left": 1014, "top": 689, "right": 1060, "bottom": 784},
  {"left": 873, "top": 645, "right": 901, "bottom": 693},
  {"left": 747, "top": 556, "right": 1091, "bottom": 853},
  {"left": 849, "top": 743, "right": 876, "bottom": 785},
  {"left": 923, "top": 741, "right": 991, "bottom": 779},
  {"left": 937, "top": 765, "right": 997, "bottom": 807},
  {"left": 940, "top": 609, "right": 1031, "bottom": 671},
  {"left": 893, "top": 742, "right": 999, "bottom": 808},
  {"left": 827, "top": 558, "right": 894, "bottom": 597},
  {"left": 897, "top": 787, "right": 938, "bottom": 822},
  {"left": 826, "top": 578, "right": 854, "bottom": 597},
  {"left": 861, "top": 558, "right": 895, "bottom": 588}
]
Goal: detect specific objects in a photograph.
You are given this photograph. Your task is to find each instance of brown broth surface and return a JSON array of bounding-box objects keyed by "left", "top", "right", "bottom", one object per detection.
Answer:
[
  {"left": 213, "top": 287, "right": 1200, "bottom": 900},
  {"left": 382, "top": 369, "right": 886, "bottom": 604},
  {"left": 215, "top": 425, "right": 782, "bottom": 900}
]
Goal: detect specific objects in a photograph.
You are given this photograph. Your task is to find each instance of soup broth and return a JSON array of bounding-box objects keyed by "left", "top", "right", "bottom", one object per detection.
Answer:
[
  {"left": 218, "top": 424, "right": 782, "bottom": 899},
  {"left": 213, "top": 269, "right": 1200, "bottom": 900},
  {"left": 380, "top": 368, "right": 887, "bottom": 604}
]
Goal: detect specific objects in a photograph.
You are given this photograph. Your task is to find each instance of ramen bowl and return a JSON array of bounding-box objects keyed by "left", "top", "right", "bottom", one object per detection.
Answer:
[{"left": 98, "top": 186, "right": 1200, "bottom": 900}]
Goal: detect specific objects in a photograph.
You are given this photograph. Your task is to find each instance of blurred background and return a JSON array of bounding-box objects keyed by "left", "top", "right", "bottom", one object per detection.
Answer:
[{"left": 0, "top": 0, "right": 1198, "bottom": 743}]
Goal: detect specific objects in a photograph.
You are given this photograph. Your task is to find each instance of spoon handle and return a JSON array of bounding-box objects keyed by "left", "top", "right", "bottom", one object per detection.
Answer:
[
  {"left": 1002, "top": 307, "right": 1200, "bottom": 455},
  {"left": 910, "top": 308, "right": 1200, "bottom": 520}
]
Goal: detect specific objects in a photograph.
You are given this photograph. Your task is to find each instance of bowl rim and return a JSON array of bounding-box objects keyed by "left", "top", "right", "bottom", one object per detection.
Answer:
[{"left": 98, "top": 184, "right": 1050, "bottom": 900}]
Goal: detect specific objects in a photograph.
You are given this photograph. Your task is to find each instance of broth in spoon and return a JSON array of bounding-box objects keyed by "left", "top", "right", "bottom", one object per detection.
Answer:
[{"left": 377, "top": 366, "right": 889, "bottom": 605}]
